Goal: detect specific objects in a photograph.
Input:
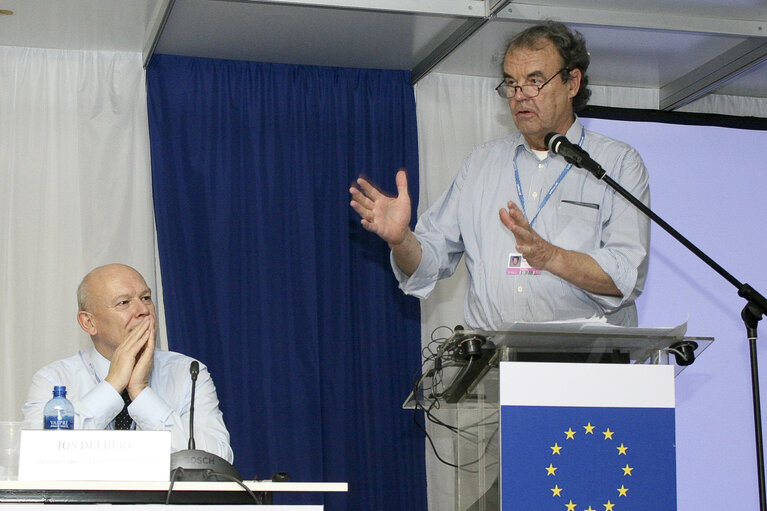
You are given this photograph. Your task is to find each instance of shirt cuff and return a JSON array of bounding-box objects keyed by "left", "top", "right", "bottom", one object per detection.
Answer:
[
  {"left": 78, "top": 381, "right": 125, "bottom": 428},
  {"left": 390, "top": 251, "right": 437, "bottom": 299},
  {"left": 128, "top": 387, "right": 172, "bottom": 430},
  {"left": 586, "top": 249, "right": 638, "bottom": 310}
]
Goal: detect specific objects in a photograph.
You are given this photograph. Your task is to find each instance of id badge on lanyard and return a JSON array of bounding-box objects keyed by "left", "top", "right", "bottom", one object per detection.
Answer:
[{"left": 507, "top": 129, "right": 586, "bottom": 276}]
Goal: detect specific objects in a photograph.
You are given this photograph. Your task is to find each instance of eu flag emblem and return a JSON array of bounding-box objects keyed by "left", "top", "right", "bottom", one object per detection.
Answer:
[{"left": 500, "top": 362, "right": 676, "bottom": 510}]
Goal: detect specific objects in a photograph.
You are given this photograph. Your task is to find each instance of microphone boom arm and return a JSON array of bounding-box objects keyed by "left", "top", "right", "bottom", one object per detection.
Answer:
[{"left": 545, "top": 131, "right": 766, "bottom": 313}]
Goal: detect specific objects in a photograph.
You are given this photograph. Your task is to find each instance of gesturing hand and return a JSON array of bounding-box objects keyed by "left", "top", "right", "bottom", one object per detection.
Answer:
[
  {"left": 499, "top": 201, "right": 558, "bottom": 270},
  {"left": 350, "top": 169, "right": 412, "bottom": 246}
]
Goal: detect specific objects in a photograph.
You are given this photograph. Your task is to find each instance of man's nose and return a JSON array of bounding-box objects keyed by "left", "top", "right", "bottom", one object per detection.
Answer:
[
  {"left": 513, "top": 86, "right": 528, "bottom": 101},
  {"left": 134, "top": 299, "right": 151, "bottom": 317}
]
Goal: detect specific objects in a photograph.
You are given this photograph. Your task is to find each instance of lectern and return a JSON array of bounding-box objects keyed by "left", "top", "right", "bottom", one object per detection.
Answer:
[{"left": 404, "top": 323, "right": 712, "bottom": 511}]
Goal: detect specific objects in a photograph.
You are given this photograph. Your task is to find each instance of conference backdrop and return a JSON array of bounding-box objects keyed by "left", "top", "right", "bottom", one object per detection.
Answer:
[{"left": 146, "top": 55, "right": 425, "bottom": 510}]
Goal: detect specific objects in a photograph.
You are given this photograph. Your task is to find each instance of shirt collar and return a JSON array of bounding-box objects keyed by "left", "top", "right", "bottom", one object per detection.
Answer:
[
  {"left": 565, "top": 116, "right": 584, "bottom": 143},
  {"left": 513, "top": 115, "right": 584, "bottom": 155}
]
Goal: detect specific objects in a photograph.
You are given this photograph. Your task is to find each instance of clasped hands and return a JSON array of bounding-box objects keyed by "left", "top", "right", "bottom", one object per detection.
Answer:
[{"left": 104, "top": 316, "right": 156, "bottom": 401}]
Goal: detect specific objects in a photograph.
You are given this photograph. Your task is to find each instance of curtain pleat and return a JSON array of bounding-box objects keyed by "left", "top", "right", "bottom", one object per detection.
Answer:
[{"left": 147, "top": 54, "right": 425, "bottom": 510}]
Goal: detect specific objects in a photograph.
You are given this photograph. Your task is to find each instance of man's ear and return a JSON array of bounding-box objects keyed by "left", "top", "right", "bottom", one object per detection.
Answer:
[
  {"left": 567, "top": 68, "right": 582, "bottom": 100},
  {"left": 77, "top": 311, "right": 97, "bottom": 335}
]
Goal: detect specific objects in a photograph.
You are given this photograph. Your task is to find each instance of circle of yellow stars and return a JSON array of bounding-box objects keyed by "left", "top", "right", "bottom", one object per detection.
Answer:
[{"left": 545, "top": 422, "right": 633, "bottom": 510}]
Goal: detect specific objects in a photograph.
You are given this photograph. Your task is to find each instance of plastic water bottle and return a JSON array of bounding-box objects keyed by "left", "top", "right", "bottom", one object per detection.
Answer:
[{"left": 43, "top": 385, "right": 74, "bottom": 430}]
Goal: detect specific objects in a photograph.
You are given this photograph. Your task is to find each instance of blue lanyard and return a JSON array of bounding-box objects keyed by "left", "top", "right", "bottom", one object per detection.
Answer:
[{"left": 514, "top": 128, "right": 585, "bottom": 228}]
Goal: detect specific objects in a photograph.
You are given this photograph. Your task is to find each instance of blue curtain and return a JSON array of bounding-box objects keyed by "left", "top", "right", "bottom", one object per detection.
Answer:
[{"left": 146, "top": 55, "right": 425, "bottom": 510}]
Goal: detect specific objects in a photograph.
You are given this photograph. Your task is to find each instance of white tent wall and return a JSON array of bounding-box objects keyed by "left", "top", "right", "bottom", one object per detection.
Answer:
[
  {"left": 0, "top": 46, "right": 163, "bottom": 423},
  {"left": 680, "top": 92, "right": 767, "bottom": 117},
  {"left": 414, "top": 71, "right": 767, "bottom": 510}
]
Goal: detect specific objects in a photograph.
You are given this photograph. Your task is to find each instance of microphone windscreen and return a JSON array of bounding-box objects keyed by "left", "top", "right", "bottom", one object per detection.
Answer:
[{"left": 545, "top": 132, "right": 564, "bottom": 152}]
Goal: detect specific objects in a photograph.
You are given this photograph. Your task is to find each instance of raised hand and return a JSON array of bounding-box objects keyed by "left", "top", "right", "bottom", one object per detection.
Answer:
[
  {"left": 500, "top": 201, "right": 621, "bottom": 296},
  {"left": 499, "top": 201, "right": 557, "bottom": 270},
  {"left": 350, "top": 169, "right": 412, "bottom": 246}
]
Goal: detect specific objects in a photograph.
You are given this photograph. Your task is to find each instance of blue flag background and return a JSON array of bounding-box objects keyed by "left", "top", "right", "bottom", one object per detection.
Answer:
[{"left": 502, "top": 405, "right": 676, "bottom": 510}]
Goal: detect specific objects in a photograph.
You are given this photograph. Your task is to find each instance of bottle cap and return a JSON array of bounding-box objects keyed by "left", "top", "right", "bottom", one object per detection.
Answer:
[{"left": 53, "top": 385, "right": 67, "bottom": 397}]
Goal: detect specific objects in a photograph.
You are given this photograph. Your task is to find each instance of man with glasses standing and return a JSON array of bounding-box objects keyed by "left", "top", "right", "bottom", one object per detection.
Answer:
[{"left": 350, "top": 21, "right": 650, "bottom": 328}]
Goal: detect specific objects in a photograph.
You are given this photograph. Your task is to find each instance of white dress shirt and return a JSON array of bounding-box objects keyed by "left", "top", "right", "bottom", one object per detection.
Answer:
[{"left": 22, "top": 346, "right": 234, "bottom": 463}]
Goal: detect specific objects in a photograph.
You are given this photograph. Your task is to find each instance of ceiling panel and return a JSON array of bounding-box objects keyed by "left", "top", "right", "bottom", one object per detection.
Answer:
[
  {"left": 0, "top": 0, "right": 766, "bottom": 110},
  {"left": 431, "top": 20, "right": 750, "bottom": 88},
  {"left": 0, "top": 0, "right": 158, "bottom": 52},
  {"left": 154, "top": 0, "right": 471, "bottom": 69},
  {"left": 499, "top": 0, "right": 767, "bottom": 22},
  {"left": 714, "top": 60, "right": 767, "bottom": 98}
]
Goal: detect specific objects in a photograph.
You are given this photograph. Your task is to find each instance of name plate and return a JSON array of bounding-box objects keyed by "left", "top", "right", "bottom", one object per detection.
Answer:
[{"left": 18, "top": 430, "right": 171, "bottom": 481}]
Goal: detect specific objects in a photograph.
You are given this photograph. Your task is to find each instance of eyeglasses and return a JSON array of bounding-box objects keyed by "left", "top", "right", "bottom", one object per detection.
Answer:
[{"left": 495, "top": 68, "right": 568, "bottom": 99}]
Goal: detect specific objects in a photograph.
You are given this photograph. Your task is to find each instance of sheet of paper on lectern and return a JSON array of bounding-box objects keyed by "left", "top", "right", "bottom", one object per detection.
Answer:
[{"left": 497, "top": 318, "right": 688, "bottom": 337}]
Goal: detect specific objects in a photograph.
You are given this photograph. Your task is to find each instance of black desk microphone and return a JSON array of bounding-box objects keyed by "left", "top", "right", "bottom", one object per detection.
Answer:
[{"left": 169, "top": 361, "right": 242, "bottom": 481}]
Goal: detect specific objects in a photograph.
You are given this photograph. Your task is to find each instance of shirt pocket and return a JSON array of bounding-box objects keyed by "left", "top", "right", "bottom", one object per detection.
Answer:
[{"left": 552, "top": 200, "right": 600, "bottom": 251}]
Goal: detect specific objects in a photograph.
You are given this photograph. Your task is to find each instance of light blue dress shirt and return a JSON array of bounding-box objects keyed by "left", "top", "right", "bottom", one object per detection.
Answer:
[
  {"left": 22, "top": 346, "right": 234, "bottom": 463},
  {"left": 393, "top": 119, "right": 650, "bottom": 329}
]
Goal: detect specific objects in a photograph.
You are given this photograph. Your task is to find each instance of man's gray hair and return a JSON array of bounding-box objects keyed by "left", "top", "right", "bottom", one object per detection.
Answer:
[{"left": 505, "top": 21, "right": 592, "bottom": 112}]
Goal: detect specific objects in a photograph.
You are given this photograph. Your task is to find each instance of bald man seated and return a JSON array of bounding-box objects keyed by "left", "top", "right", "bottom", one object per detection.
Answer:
[{"left": 22, "top": 263, "right": 233, "bottom": 462}]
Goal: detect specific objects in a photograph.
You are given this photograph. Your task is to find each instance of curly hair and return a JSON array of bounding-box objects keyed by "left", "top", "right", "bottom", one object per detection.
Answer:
[{"left": 505, "top": 21, "right": 592, "bottom": 112}]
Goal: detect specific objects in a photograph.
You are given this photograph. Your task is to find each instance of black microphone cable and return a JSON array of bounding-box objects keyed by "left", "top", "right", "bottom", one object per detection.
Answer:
[
  {"left": 165, "top": 467, "right": 264, "bottom": 504},
  {"left": 411, "top": 326, "right": 499, "bottom": 471}
]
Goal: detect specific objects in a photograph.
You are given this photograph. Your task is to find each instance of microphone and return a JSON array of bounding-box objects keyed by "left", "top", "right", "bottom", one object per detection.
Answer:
[
  {"left": 169, "top": 360, "right": 243, "bottom": 482},
  {"left": 545, "top": 132, "right": 606, "bottom": 179},
  {"left": 188, "top": 361, "right": 198, "bottom": 450}
]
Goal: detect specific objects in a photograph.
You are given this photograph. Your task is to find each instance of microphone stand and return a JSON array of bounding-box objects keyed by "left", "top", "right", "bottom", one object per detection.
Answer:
[
  {"left": 554, "top": 143, "right": 767, "bottom": 510},
  {"left": 170, "top": 361, "right": 243, "bottom": 482},
  {"left": 189, "top": 362, "right": 197, "bottom": 450}
]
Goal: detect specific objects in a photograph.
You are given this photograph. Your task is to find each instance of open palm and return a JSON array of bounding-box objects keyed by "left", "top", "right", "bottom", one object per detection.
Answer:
[{"left": 350, "top": 169, "right": 412, "bottom": 245}]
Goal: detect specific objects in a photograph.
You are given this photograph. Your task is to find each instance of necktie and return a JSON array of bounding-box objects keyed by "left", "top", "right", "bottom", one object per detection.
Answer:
[{"left": 114, "top": 390, "right": 133, "bottom": 430}]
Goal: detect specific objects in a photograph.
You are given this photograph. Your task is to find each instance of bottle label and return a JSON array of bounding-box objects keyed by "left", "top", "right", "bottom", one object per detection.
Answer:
[{"left": 44, "top": 416, "right": 74, "bottom": 430}]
